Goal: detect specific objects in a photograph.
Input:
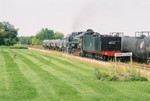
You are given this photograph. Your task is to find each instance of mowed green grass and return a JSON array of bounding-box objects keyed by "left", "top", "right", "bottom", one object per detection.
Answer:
[{"left": 0, "top": 48, "right": 150, "bottom": 101}]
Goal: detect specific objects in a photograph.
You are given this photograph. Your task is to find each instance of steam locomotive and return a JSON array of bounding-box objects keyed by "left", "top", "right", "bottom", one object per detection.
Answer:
[{"left": 43, "top": 29, "right": 122, "bottom": 61}]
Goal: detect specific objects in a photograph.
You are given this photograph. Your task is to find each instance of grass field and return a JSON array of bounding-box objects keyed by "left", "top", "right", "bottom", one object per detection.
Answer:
[{"left": 0, "top": 48, "right": 150, "bottom": 101}]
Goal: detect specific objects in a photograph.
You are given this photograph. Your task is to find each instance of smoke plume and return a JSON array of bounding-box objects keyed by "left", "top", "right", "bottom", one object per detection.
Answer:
[{"left": 72, "top": 0, "right": 97, "bottom": 31}]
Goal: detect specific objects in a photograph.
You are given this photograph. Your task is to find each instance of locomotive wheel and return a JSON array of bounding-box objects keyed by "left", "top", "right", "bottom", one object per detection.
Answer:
[
  {"left": 103, "top": 56, "right": 108, "bottom": 61},
  {"left": 147, "top": 60, "right": 150, "bottom": 65},
  {"left": 92, "top": 53, "right": 95, "bottom": 59}
]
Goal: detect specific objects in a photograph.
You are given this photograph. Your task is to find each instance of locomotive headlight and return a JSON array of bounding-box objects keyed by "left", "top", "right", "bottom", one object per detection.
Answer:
[{"left": 71, "top": 44, "right": 75, "bottom": 46}]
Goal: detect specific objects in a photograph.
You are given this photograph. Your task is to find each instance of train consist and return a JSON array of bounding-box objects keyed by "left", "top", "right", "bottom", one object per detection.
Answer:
[
  {"left": 43, "top": 29, "right": 122, "bottom": 61},
  {"left": 43, "top": 29, "right": 150, "bottom": 63}
]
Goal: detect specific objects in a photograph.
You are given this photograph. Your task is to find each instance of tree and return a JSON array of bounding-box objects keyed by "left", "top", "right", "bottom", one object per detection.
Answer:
[
  {"left": 31, "top": 36, "right": 41, "bottom": 45},
  {"left": 34, "top": 28, "right": 64, "bottom": 45},
  {"left": 18, "top": 36, "right": 32, "bottom": 45},
  {"left": 0, "top": 21, "right": 18, "bottom": 46},
  {"left": 36, "top": 28, "right": 54, "bottom": 40},
  {"left": 53, "top": 32, "right": 64, "bottom": 39}
]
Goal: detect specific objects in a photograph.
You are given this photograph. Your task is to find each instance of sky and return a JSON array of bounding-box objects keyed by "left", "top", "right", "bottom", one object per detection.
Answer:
[{"left": 0, "top": 0, "right": 150, "bottom": 36}]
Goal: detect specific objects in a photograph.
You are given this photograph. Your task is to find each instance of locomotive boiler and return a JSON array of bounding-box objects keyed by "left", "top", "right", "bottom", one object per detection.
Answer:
[{"left": 66, "top": 31, "right": 84, "bottom": 54}]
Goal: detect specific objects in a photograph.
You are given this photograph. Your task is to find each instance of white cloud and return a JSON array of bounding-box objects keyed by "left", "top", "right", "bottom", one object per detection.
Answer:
[{"left": 142, "top": 0, "right": 150, "bottom": 5}]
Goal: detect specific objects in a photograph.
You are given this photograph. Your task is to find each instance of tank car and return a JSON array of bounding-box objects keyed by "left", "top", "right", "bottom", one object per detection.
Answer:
[
  {"left": 122, "top": 31, "right": 150, "bottom": 63},
  {"left": 52, "top": 39, "right": 61, "bottom": 50},
  {"left": 43, "top": 39, "right": 61, "bottom": 50},
  {"left": 43, "top": 40, "right": 51, "bottom": 48}
]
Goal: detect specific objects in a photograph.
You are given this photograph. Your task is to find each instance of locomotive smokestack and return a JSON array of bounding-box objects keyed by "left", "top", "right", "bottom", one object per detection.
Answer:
[{"left": 72, "top": 15, "right": 85, "bottom": 31}]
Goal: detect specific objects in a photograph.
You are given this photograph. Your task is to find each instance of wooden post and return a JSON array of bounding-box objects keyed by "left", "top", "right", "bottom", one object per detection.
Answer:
[
  {"left": 115, "top": 52, "right": 132, "bottom": 74},
  {"left": 115, "top": 55, "right": 117, "bottom": 74},
  {"left": 130, "top": 56, "right": 133, "bottom": 73}
]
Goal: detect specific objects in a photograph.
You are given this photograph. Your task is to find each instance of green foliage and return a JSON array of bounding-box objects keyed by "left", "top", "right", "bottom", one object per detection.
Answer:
[
  {"left": 18, "top": 36, "right": 41, "bottom": 45},
  {"left": 34, "top": 28, "right": 64, "bottom": 45},
  {"left": 0, "top": 46, "right": 28, "bottom": 49},
  {"left": 18, "top": 36, "right": 32, "bottom": 45},
  {"left": 53, "top": 32, "right": 64, "bottom": 39},
  {"left": 94, "top": 68, "right": 148, "bottom": 81},
  {"left": 0, "top": 21, "right": 18, "bottom": 46},
  {"left": 124, "top": 75, "right": 148, "bottom": 81},
  {"left": 94, "top": 68, "right": 110, "bottom": 81},
  {"left": 31, "top": 36, "right": 41, "bottom": 45},
  {"left": 110, "top": 75, "right": 120, "bottom": 81},
  {"left": 9, "top": 46, "right": 28, "bottom": 49},
  {"left": 36, "top": 28, "right": 54, "bottom": 40}
]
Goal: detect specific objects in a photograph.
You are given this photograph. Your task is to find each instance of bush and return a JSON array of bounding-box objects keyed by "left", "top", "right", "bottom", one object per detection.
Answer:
[
  {"left": 94, "top": 68, "right": 148, "bottom": 81},
  {"left": 94, "top": 68, "right": 101, "bottom": 80},
  {"left": 127, "top": 76, "right": 148, "bottom": 81},
  {"left": 94, "top": 68, "right": 111, "bottom": 81},
  {"left": 9, "top": 46, "right": 28, "bottom": 49},
  {"left": 110, "top": 75, "right": 119, "bottom": 81}
]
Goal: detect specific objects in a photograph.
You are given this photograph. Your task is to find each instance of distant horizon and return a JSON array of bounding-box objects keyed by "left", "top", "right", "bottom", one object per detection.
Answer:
[{"left": 1, "top": 0, "right": 150, "bottom": 36}]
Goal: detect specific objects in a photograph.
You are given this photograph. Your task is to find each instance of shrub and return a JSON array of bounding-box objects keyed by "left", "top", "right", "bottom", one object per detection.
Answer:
[
  {"left": 94, "top": 68, "right": 148, "bottom": 81},
  {"left": 9, "top": 46, "right": 28, "bottom": 49},
  {"left": 94, "top": 68, "right": 101, "bottom": 80},
  {"left": 110, "top": 75, "right": 119, "bottom": 81},
  {"left": 94, "top": 68, "right": 111, "bottom": 81},
  {"left": 129, "top": 76, "right": 148, "bottom": 81}
]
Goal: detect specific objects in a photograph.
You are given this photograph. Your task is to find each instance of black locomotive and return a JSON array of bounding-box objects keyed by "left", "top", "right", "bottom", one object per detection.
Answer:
[{"left": 43, "top": 29, "right": 122, "bottom": 61}]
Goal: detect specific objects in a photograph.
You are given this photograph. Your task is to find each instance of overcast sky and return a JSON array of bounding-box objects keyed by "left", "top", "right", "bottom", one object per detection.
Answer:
[{"left": 1, "top": 0, "right": 150, "bottom": 36}]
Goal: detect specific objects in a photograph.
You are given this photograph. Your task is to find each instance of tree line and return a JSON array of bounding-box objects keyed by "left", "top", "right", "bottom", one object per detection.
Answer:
[
  {"left": 0, "top": 21, "right": 64, "bottom": 46},
  {"left": 18, "top": 28, "right": 64, "bottom": 45}
]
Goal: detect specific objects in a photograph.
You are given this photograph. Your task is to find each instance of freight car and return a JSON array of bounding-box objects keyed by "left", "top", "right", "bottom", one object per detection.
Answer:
[
  {"left": 43, "top": 40, "right": 50, "bottom": 48},
  {"left": 122, "top": 31, "right": 150, "bottom": 63}
]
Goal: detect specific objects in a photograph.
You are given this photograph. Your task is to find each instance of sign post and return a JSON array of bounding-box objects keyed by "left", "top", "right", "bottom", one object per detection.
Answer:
[{"left": 114, "top": 52, "right": 133, "bottom": 73}]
